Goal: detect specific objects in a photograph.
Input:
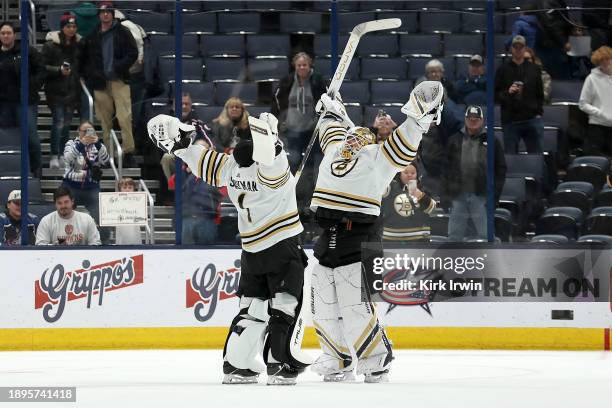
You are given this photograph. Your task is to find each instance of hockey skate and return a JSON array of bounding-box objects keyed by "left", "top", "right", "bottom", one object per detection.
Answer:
[
  {"left": 364, "top": 369, "right": 389, "bottom": 383},
  {"left": 222, "top": 361, "right": 260, "bottom": 384},
  {"left": 323, "top": 370, "right": 356, "bottom": 382},
  {"left": 266, "top": 363, "right": 300, "bottom": 385}
]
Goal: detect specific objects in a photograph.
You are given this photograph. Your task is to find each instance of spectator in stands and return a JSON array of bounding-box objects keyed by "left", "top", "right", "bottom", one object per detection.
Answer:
[
  {"left": 442, "top": 106, "right": 506, "bottom": 242},
  {"left": 416, "top": 59, "right": 458, "bottom": 102},
  {"left": 506, "top": 5, "right": 538, "bottom": 50},
  {"left": 0, "top": 21, "right": 44, "bottom": 177},
  {"left": 583, "top": 0, "right": 612, "bottom": 52},
  {"left": 371, "top": 110, "right": 397, "bottom": 143},
  {"left": 169, "top": 139, "right": 221, "bottom": 245},
  {"left": 0, "top": 190, "right": 39, "bottom": 246},
  {"left": 73, "top": 2, "right": 99, "bottom": 38},
  {"left": 272, "top": 52, "right": 326, "bottom": 171},
  {"left": 455, "top": 55, "right": 487, "bottom": 106},
  {"left": 534, "top": 0, "right": 573, "bottom": 79},
  {"left": 42, "top": 13, "right": 83, "bottom": 169},
  {"left": 210, "top": 97, "right": 252, "bottom": 154},
  {"left": 115, "top": 177, "right": 142, "bottom": 245},
  {"left": 524, "top": 47, "right": 552, "bottom": 104},
  {"left": 495, "top": 35, "right": 544, "bottom": 154},
  {"left": 160, "top": 92, "right": 214, "bottom": 184},
  {"left": 36, "top": 186, "right": 101, "bottom": 245},
  {"left": 81, "top": 1, "right": 138, "bottom": 167},
  {"left": 62, "top": 120, "right": 110, "bottom": 240},
  {"left": 382, "top": 164, "right": 436, "bottom": 243},
  {"left": 578, "top": 46, "right": 612, "bottom": 156}
]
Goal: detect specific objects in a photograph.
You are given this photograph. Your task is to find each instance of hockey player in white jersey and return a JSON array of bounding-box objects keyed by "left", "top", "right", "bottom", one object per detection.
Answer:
[
  {"left": 309, "top": 81, "right": 444, "bottom": 383},
  {"left": 147, "top": 113, "right": 311, "bottom": 385}
]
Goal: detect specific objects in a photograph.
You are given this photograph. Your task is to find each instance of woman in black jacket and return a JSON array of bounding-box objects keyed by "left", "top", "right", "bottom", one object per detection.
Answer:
[
  {"left": 42, "top": 13, "right": 82, "bottom": 168},
  {"left": 272, "top": 52, "right": 326, "bottom": 171}
]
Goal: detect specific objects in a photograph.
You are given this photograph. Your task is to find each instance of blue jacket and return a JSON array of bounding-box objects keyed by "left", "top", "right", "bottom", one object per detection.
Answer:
[
  {"left": 507, "top": 15, "right": 539, "bottom": 49},
  {"left": 181, "top": 168, "right": 221, "bottom": 218},
  {"left": 0, "top": 210, "right": 39, "bottom": 246},
  {"left": 454, "top": 74, "right": 487, "bottom": 106}
]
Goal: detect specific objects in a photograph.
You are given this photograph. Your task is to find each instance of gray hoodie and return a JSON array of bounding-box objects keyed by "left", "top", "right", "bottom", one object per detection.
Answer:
[{"left": 579, "top": 67, "right": 612, "bottom": 127}]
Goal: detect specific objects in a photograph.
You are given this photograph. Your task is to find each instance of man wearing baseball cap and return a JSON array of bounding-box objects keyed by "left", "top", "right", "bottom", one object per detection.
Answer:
[
  {"left": 455, "top": 54, "right": 486, "bottom": 106},
  {"left": 442, "top": 106, "right": 506, "bottom": 242},
  {"left": 0, "top": 190, "right": 40, "bottom": 246},
  {"left": 494, "top": 34, "right": 544, "bottom": 154}
]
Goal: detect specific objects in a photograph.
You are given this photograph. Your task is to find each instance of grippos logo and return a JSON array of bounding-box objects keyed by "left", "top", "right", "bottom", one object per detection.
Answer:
[
  {"left": 186, "top": 259, "right": 240, "bottom": 322},
  {"left": 35, "top": 255, "right": 144, "bottom": 323}
]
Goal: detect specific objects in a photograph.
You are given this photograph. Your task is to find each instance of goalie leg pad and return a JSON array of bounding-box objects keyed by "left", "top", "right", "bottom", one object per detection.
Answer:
[
  {"left": 311, "top": 263, "right": 353, "bottom": 375},
  {"left": 223, "top": 297, "right": 268, "bottom": 374},
  {"left": 332, "top": 262, "right": 393, "bottom": 375}
]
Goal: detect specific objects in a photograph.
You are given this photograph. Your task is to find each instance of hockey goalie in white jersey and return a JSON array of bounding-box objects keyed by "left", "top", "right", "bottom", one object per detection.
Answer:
[
  {"left": 309, "top": 81, "right": 444, "bottom": 382},
  {"left": 147, "top": 112, "right": 311, "bottom": 385}
]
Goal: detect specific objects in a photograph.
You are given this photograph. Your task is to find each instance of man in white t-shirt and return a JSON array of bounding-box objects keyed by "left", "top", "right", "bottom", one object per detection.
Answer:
[{"left": 35, "top": 186, "right": 101, "bottom": 245}]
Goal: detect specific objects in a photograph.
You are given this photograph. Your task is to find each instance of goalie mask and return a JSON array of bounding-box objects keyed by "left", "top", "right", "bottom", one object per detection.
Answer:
[{"left": 339, "top": 127, "right": 376, "bottom": 160}]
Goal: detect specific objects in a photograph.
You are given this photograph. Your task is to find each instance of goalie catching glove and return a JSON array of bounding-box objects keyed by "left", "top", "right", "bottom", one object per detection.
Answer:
[
  {"left": 147, "top": 114, "right": 196, "bottom": 154},
  {"left": 401, "top": 81, "right": 445, "bottom": 132}
]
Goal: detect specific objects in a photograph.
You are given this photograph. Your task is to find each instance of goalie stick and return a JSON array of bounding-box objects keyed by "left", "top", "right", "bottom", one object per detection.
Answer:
[{"left": 294, "top": 18, "right": 402, "bottom": 182}]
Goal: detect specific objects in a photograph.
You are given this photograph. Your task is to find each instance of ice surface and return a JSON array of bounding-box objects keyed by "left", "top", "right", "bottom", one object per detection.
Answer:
[{"left": 0, "top": 349, "right": 610, "bottom": 408}]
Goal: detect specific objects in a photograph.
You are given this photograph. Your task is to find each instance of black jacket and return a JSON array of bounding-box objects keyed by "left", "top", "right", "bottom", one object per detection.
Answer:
[
  {"left": 0, "top": 42, "right": 45, "bottom": 103},
  {"left": 81, "top": 20, "right": 137, "bottom": 90},
  {"left": 272, "top": 71, "right": 326, "bottom": 119},
  {"left": 41, "top": 31, "right": 82, "bottom": 108},
  {"left": 494, "top": 59, "right": 543, "bottom": 124},
  {"left": 442, "top": 127, "right": 507, "bottom": 205}
]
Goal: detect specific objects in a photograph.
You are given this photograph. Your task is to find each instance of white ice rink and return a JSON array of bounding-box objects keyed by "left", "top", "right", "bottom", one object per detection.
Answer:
[{"left": 0, "top": 349, "right": 610, "bottom": 408}]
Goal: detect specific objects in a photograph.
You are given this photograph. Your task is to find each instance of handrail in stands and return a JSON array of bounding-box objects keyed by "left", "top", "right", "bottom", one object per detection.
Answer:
[
  {"left": 139, "top": 179, "right": 155, "bottom": 245},
  {"left": 80, "top": 79, "right": 94, "bottom": 123},
  {"left": 27, "top": 0, "right": 35, "bottom": 45},
  {"left": 109, "top": 129, "right": 123, "bottom": 182}
]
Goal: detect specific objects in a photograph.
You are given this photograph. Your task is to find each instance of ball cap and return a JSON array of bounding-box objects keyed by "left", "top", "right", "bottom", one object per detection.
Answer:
[
  {"left": 7, "top": 190, "right": 21, "bottom": 202},
  {"left": 512, "top": 35, "right": 526, "bottom": 46},
  {"left": 60, "top": 12, "right": 76, "bottom": 28},
  {"left": 98, "top": 1, "right": 114, "bottom": 11},
  {"left": 469, "top": 54, "right": 483, "bottom": 64},
  {"left": 465, "top": 105, "right": 484, "bottom": 119}
]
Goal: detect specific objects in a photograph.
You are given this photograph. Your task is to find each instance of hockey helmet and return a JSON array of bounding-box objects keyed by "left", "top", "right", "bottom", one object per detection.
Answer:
[{"left": 340, "top": 127, "right": 376, "bottom": 160}]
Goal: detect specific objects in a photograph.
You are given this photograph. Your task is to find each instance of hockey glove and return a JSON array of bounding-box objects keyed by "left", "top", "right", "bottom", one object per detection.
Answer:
[
  {"left": 147, "top": 114, "right": 196, "bottom": 154},
  {"left": 401, "top": 81, "right": 445, "bottom": 132}
]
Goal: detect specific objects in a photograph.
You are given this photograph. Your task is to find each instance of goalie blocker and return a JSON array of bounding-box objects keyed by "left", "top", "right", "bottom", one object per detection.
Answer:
[{"left": 146, "top": 113, "right": 312, "bottom": 385}]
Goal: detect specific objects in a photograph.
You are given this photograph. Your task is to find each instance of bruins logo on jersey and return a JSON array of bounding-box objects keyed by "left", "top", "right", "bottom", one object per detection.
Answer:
[
  {"left": 393, "top": 193, "right": 414, "bottom": 217},
  {"left": 330, "top": 158, "right": 358, "bottom": 177}
]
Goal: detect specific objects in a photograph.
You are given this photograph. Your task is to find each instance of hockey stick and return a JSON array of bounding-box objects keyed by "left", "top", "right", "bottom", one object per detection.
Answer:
[{"left": 294, "top": 18, "right": 401, "bottom": 182}]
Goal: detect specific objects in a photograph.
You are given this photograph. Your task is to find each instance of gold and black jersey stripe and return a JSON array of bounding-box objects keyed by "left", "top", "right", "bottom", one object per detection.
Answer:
[
  {"left": 312, "top": 188, "right": 381, "bottom": 211},
  {"left": 197, "top": 149, "right": 228, "bottom": 187},
  {"left": 257, "top": 165, "right": 291, "bottom": 190},
  {"left": 381, "top": 127, "right": 418, "bottom": 169},
  {"left": 319, "top": 124, "right": 346, "bottom": 153},
  {"left": 240, "top": 210, "right": 301, "bottom": 248},
  {"left": 383, "top": 226, "right": 431, "bottom": 241}
]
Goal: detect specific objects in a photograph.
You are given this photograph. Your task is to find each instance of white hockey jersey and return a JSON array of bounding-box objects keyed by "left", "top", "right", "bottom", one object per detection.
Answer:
[
  {"left": 175, "top": 144, "right": 303, "bottom": 252},
  {"left": 310, "top": 117, "right": 423, "bottom": 217}
]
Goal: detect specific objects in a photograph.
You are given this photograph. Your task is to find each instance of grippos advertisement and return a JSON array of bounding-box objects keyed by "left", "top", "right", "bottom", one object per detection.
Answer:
[{"left": 0, "top": 247, "right": 611, "bottom": 329}]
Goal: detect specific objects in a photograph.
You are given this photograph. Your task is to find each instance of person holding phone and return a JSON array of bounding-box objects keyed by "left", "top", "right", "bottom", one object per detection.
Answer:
[
  {"left": 42, "top": 12, "right": 82, "bottom": 169},
  {"left": 61, "top": 120, "right": 110, "bottom": 242}
]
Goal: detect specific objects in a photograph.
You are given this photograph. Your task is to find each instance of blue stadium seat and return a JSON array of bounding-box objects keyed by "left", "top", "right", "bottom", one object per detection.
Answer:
[
  {"left": 578, "top": 234, "right": 612, "bottom": 245},
  {"left": 361, "top": 1, "right": 406, "bottom": 11},
  {"left": 315, "top": 57, "right": 359, "bottom": 81},
  {"left": 150, "top": 35, "right": 198, "bottom": 57},
  {"left": 338, "top": 12, "right": 377, "bottom": 34},
  {"left": 584, "top": 207, "right": 612, "bottom": 236},
  {"left": 499, "top": 176, "right": 526, "bottom": 221},
  {"left": 345, "top": 105, "right": 364, "bottom": 126},
  {"left": 505, "top": 153, "right": 549, "bottom": 196},
  {"left": 543, "top": 104, "right": 570, "bottom": 133},
  {"left": 364, "top": 105, "right": 403, "bottom": 126},
  {"left": 0, "top": 178, "right": 42, "bottom": 206},
  {"left": 183, "top": 12, "right": 217, "bottom": 34},
  {"left": 0, "top": 127, "right": 21, "bottom": 150},
  {"left": 245, "top": 1, "right": 291, "bottom": 10},
  {"left": 245, "top": 106, "right": 271, "bottom": 118},
  {"left": 566, "top": 156, "right": 609, "bottom": 192},
  {"left": 202, "top": 1, "right": 245, "bottom": 11},
  {"left": 200, "top": 35, "right": 245, "bottom": 57},
  {"left": 360, "top": 57, "right": 408, "bottom": 80},
  {"left": 193, "top": 105, "right": 223, "bottom": 124},
  {"left": 246, "top": 35, "right": 291, "bottom": 58},
  {"left": 247, "top": 58, "right": 289, "bottom": 82},
  {"left": 594, "top": 185, "right": 612, "bottom": 208},
  {"left": 494, "top": 34, "right": 509, "bottom": 55},
  {"left": 279, "top": 12, "right": 321, "bottom": 34},
  {"left": 340, "top": 81, "right": 370, "bottom": 105},
  {"left": 399, "top": 34, "right": 442, "bottom": 57},
  {"left": 177, "top": 82, "right": 215, "bottom": 105},
  {"left": 550, "top": 80, "right": 583, "bottom": 103},
  {"left": 444, "top": 34, "right": 484, "bottom": 56},
  {"left": 215, "top": 82, "right": 258, "bottom": 105},
  {"left": 159, "top": 57, "right": 205, "bottom": 83},
  {"left": 27, "top": 203, "right": 56, "bottom": 219},
  {"left": 428, "top": 208, "right": 449, "bottom": 237},
  {"left": 356, "top": 35, "right": 399, "bottom": 57},
  {"left": 461, "top": 9, "right": 486, "bottom": 33},
  {"left": 376, "top": 12, "right": 418, "bottom": 33},
  {"left": 127, "top": 11, "right": 171, "bottom": 34},
  {"left": 0, "top": 153, "right": 21, "bottom": 176},
  {"left": 420, "top": 11, "right": 461, "bottom": 33},
  {"left": 217, "top": 12, "right": 261, "bottom": 34},
  {"left": 531, "top": 234, "right": 569, "bottom": 244},
  {"left": 314, "top": 35, "right": 349, "bottom": 58},
  {"left": 204, "top": 57, "right": 247, "bottom": 81},
  {"left": 370, "top": 80, "right": 412, "bottom": 105},
  {"left": 535, "top": 206, "right": 584, "bottom": 240},
  {"left": 495, "top": 207, "right": 513, "bottom": 242},
  {"left": 550, "top": 181, "right": 594, "bottom": 215},
  {"left": 504, "top": 12, "right": 520, "bottom": 35}
]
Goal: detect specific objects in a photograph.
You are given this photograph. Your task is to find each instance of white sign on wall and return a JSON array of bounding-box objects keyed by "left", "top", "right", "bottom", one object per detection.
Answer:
[{"left": 99, "top": 192, "right": 148, "bottom": 226}]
